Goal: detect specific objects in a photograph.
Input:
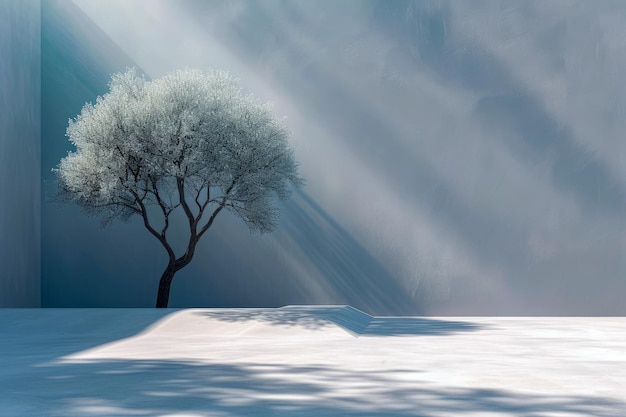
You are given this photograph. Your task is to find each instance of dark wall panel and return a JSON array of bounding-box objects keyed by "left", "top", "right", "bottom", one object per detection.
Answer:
[{"left": 0, "top": 0, "right": 40, "bottom": 307}]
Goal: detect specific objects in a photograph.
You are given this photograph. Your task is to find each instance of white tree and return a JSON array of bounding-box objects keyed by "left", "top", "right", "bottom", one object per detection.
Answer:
[{"left": 55, "top": 68, "right": 303, "bottom": 307}]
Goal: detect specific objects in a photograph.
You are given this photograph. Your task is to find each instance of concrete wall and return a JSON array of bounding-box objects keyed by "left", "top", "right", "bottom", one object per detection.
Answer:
[{"left": 0, "top": 0, "right": 41, "bottom": 307}]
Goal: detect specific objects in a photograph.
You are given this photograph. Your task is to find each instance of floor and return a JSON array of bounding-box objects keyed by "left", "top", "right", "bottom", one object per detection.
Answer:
[{"left": 1, "top": 306, "right": 625, "bottom": 416}]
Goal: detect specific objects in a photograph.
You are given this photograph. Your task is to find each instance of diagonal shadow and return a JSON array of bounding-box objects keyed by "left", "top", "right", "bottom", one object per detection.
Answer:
[
  {"left": 3, "top": 358, "right": 623, "bottom": 416},
  {"left": 279, "top": 190, "right": 420, "bottom": 315}
]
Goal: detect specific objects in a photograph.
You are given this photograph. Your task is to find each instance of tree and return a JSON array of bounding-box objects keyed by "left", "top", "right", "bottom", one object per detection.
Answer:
[{"left": 55, "top": 68, "right": 304, "bottom": 308}]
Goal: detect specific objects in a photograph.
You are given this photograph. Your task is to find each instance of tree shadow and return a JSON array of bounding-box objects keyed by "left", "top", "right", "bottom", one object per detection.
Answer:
[
  {"left": 198, "top": 306, "right": 487, "bottom": 336},
  {"left": 6, "top": 358, "right": 623, "bottom": 416},
  {"left": 199, "top": 308, "right": 338, "bottom": 330},
  {"left": 361, "top": 317, "right": 484, "bottom": 336}
]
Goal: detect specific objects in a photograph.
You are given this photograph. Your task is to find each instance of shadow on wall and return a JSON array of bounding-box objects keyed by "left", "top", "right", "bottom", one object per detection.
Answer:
[
  {"left": 4, "top": 358, "right": 623, "bottom": 416},
  {"left": 175, "top": 189, "right": 420, "bottom": 314},
  {"left": 278, "top": 191, "right": 419, "bottom": 315}
]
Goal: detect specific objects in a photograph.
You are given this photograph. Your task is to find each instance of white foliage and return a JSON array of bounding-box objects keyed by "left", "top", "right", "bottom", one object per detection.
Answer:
[{"left": 55, "top": 68, "right": 303, "bottom": 233}]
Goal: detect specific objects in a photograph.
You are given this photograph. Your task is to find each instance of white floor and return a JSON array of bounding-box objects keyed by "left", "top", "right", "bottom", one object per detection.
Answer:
[{"left": 1, "top": 306, "right": 625, "bottom": 416}]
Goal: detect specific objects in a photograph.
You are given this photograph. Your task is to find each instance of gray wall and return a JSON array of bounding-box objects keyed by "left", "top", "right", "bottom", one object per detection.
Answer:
[{"left": 0, "top": 0, "right": 41, "bottom": 307}]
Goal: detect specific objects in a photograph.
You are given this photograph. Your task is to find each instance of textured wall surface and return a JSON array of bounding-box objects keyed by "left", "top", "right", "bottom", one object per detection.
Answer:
[{"left": 0, "top": 0, "right": 40, "bottom": 307}]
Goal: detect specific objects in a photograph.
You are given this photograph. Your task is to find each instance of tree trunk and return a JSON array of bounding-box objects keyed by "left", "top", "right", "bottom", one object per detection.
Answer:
[
  {"left": 154, "top": 231, "right": 199, "bottom": 307},
  {"left": 155, "top": 262, "right": 178, "bottom": 308}
]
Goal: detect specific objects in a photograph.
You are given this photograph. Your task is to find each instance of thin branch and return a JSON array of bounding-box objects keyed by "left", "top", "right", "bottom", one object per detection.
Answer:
[
  {"left": 132, "top": 190, "right": 176, "bottom": 263},
  {"left": 194, "top": 180, "right": 209, "bottom": 213},
  {"left": 175, "top": 176, "right": 204, "bottom": 266},
  {"left": 197, "top": 181, "right": 236, "bottom": 239},
  {"left": 198, "top": 186, "right": 212, "bottom": 216},
  {"left": 197, "top": 204, "right": 226, "bottom": 240},
  {"left": 177, "top": 177, "right": 196, "bottom": 230},
  {"left": 151, "top": 176, "right": 172, "bottom": 238}
]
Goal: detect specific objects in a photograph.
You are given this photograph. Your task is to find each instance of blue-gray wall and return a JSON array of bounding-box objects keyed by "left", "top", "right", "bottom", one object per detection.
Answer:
[
  {"left": 42, "top": 0, "right": 626, "bottom": 315},
  {"left": 0, "top": 0, "right": 40, "bottom": 307}
]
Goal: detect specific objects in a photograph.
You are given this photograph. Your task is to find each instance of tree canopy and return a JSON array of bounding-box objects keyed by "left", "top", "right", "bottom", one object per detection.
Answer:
[{"left": 57, "top": 68, "right": 302, "bottom": 232}]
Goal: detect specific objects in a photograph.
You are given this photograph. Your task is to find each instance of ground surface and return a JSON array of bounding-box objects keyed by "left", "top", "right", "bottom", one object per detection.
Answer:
[{"left": 1, "top": 307, "right": 625, "bottom": 416}]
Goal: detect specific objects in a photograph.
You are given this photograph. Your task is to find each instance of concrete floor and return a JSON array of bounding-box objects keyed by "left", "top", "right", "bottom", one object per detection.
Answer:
[{"left": 1, "top": 307, "right": 625, "bottom": 416}]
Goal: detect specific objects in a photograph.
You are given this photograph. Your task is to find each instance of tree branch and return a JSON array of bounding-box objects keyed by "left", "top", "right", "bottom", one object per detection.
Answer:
[
  {"left": 197, "top": 181, "right": 235, "bottom": 240},
  {"left": 176, "top": 176, "right": 203, "bottom": 266},
  {"left": 194, "top": 180, "right": 207, "bottom": 213},
  {"left": 150, "top": 177, "right": 172, "bottom": 238},
  {"left": 197, "top": 204, "right": 226, "bottom": 240},
  {"left": 177, "top": 177, "right": 196, "bottom": 230},
  {"left": 133, "top": 190, "right": 176, "bottom": 263}
]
